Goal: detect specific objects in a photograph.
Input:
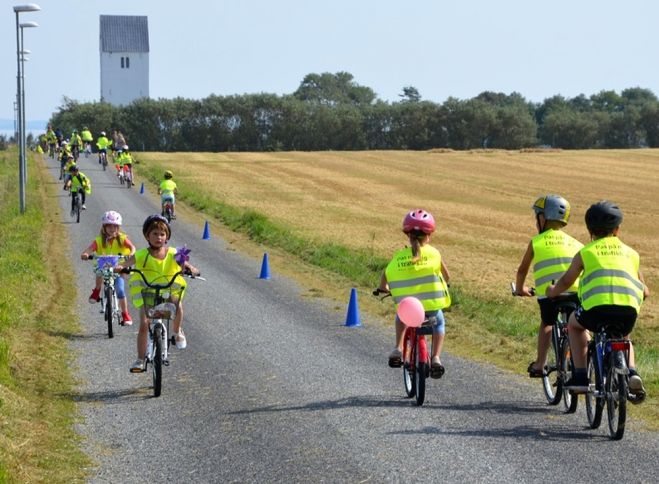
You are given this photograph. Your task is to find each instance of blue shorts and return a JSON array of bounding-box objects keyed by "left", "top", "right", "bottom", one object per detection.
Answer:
[
  {"left": 396, "top": 309, "right": 446, "bottom": 335},
  {"left": 161, "top": 193, "right": 175, "bottom": 204}
]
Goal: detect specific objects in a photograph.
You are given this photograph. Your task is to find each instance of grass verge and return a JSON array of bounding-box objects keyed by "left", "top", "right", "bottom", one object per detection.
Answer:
[
  {"left": 138, "top": 159, "right": 658, "bottom": 430},
  {"left": 0, "top": 149, "right": 91, "bottom": 482}
]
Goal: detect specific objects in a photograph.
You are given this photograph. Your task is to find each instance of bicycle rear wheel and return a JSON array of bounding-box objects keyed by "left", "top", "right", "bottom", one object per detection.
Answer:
[
  {"left": 152, "top": 326, "right": 163, "bottom": 397},
  {"left": 414, "top": 336, "right": 428, "bottom": 406},
  {"left": 543, "top": 325, "right": 562, "bottom": 405},
  {"left": 585, "top": 355, "right": 604, "bottom": 429},
  {"left": 402, "top": 330, "right": 415, "bottom": 398},
  {"left": 560, "top": 339, "right": 578, "bottom": 413},
  {"left": 105, "top": 287, "right": 114, "bottom": 339},
  {"left": 606, "top": 352, "right": 627, "bottom": 440}
]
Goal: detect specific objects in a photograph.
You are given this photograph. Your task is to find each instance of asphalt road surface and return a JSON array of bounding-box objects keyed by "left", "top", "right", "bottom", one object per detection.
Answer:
[{"left": 46, "top": 153, "right": 659, "bottom": 483}]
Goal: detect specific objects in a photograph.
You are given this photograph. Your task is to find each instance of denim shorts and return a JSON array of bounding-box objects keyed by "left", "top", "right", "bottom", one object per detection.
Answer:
[{"left": 396, "top": 309, "right": 446, "bottom": 335}]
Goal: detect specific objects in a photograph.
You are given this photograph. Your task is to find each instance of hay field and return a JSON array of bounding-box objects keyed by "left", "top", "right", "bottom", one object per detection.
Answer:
[
  {"left": 141, "top": 149, "right": 658, "bottom": 314},
  {"left": 138, "top": 148, "right": 658, "bottom": 424}
]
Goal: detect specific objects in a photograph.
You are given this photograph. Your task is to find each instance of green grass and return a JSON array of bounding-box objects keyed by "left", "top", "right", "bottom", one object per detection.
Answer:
[{"left": 0, "top": 149, "right": 90, "bottom": 482}]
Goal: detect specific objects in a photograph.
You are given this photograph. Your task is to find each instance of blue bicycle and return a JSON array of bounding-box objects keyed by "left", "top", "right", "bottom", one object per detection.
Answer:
[{"left": 584, "top": 327, "right": 640, "bottom": 440}]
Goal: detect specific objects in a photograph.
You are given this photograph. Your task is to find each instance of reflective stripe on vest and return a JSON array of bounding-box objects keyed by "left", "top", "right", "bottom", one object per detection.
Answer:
[
  {"left": 531, "top": 229, "right": 582, "bottom": 296},
  {"left": 578, "top": 237, "right": 643, "bottom": 311},
  {"left": 385, "top": 245, "right": 450, "bottom": 310}
]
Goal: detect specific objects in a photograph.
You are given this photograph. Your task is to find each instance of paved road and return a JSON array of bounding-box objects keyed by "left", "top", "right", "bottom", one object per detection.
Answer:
[{"left": 46, "top": 154, "right": 659, "bottom": 483}]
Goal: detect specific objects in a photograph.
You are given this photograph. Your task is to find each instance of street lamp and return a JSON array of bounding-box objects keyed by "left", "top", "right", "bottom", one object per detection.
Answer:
[
  {"left": 20, "top": 21, "right": 38, "bottom": 206},
  {"left": 13, "top": 3, "right": 40, "bottom": 214}
]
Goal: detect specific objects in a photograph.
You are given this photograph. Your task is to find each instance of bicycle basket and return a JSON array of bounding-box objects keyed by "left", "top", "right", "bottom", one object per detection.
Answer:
[
  {"left": 96, "top": 255, "right": 120, "bottom": 269},
  {"left": 141, "top": 286, "right": 184, "bottom": 313},
  {"left": 147, "top": 302, "right": 177, "bottom": 320}
]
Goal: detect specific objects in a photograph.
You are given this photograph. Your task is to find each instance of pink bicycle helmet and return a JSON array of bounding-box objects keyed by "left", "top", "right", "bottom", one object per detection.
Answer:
[
  {"left": 102, "top": 210, "right": 122, "bottom": 226},
  {"left": 402, "top": 209, "right": 436, "bottom": 234}
]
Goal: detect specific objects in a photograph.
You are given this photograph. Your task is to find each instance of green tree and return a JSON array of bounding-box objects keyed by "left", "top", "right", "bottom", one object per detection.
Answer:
[{"left": 293, "top": 72, "right": 376, "bottom": 106}]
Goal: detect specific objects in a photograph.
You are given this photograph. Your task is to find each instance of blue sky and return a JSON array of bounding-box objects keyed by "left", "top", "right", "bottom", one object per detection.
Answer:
[{"left": 3, "top": 0, "right": 659, "bottom": 129}]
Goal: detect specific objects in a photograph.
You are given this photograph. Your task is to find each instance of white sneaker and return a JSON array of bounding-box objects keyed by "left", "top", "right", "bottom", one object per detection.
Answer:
[
  {"left": 174, "top": 331, "right": 187, "bottom": 350},
  {"left": 629, "top": 375, "right": 645, "bottom": 393},
  {"left": 130, "top": 359, "right": 145, "bottom": 373},
  {"left": 81, "top": 204, "right": 87, "bottom": 210}
]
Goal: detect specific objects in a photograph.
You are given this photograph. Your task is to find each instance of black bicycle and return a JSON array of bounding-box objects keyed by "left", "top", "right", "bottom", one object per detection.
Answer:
[
  {"left": 511, "top": 283, "right": 578, "bottom": 412},
  {"left": 70, "top": 189, "right": 82, "bottom": 223}
]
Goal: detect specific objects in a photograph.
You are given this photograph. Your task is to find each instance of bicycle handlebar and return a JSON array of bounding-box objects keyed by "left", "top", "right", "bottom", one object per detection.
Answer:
[{"left": 120, "top": 267, "right": 205, "bottom": 287}]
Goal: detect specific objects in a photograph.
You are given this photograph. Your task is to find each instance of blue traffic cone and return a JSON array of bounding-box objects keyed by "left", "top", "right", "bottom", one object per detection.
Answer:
[
  {"left": 345, "top": 288, "right": 361, "bottom": 327},
  {"left": 139, "top": 182, "right": 144, "bottom": 194},
  {"left": 259, "top": 253, "right": 271, "bottom": 279},
  {"left": 202, "top": 221, "right": 211, "bottom": 240}
]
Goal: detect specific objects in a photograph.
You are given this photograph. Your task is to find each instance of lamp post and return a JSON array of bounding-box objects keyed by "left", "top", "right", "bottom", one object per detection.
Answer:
[
  {"left": 13, "top": 3, "right": 40, "bottom": 214},
  {"left": 20, "top": 21, "right": 38, "bottom": 205}
]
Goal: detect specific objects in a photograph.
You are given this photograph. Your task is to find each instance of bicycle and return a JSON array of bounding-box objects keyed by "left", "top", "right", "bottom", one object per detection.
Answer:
[
  {"left": 120, "top": 268, "right": 203, "bottom": 397},
  {"left": 584, "top": 327, "right": 641, "bottom": 440},
  {"left": 374, "top": 289, "right": 435, "bottom": 406},
  {"left": 511, "top": 283, "right": 578, "bottom": 412},
  {"left": 70, "top": 188, "right": 82, "bottom": 223},
  {"left": 162, "top": 201, "right": 174, "bottom": 223},
  {"left": 88, "top": 255, "right": 125, "bottom": 338},
  {"left": 123, "top": 165, "right": 133, "bottom": 188},
  {"left": 71, "top": 144, "right": 80, "bottom": 162},
  {"left": 99, "top": 151, "right": 108, "bottom": 171}
]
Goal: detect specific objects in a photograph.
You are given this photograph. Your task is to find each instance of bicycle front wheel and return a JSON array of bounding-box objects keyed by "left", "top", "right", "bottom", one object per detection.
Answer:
[
  {"left": 402, "top": 330, "right": 415, "bottom": 398},
  {"left": 585, "top": 355, "right": 604, "bottom": 429},
  {"left": 543, "top": 325, "right": 562, "bottom": 405},
  {"left": 152, "top": 326, "right": 163, "bottom": 397},
  {"left": 105, "top": 287, "right": 114, "bottom": 339},
  {"left": 606, "top": 353, "right": 627, "bottom": 440},
  {"left": 561, "top": 339, "right": 578, "bottom": 413}
]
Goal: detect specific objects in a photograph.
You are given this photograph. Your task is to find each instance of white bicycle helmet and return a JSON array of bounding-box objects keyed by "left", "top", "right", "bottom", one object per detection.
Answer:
[{"left": 102, "top": 210, "right": 122, "bottom": 226}]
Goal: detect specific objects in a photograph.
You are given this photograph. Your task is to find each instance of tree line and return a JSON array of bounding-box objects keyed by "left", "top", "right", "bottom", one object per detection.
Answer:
[{"left": 47, "top": 72, "right": 659, "bottom": 152}]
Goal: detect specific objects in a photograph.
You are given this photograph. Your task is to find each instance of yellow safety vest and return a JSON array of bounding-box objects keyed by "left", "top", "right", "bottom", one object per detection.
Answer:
[
  {"left": 159, "top": 179, "right": 177, "bottom": 195},
  {"left": 531, "top": 229, "right": 583, "bottom": 296},
  {"left": 94, "top": 234, "right": 131, "bottom": 256},
  {"left": 129, "top": 247, "right": 186, "bottom": 308},
  {"left": 385, "top": 245, "right": 450, "bottom": 311},
  {"left": 578, "top": 236, "right": 644, "bottom": 311}
]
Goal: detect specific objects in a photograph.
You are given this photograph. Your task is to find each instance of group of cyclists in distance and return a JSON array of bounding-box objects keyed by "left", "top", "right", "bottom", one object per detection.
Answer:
[
  {"left": 43, "top": 124, "right": 187, "bottom": 373},
  {"left": 41, "top": 128, "right": 650, "bottom": 413}
]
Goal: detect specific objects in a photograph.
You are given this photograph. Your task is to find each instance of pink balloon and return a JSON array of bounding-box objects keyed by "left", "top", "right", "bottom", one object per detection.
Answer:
[{"left": 397, "top": 297, "right": 425, "bottom": 327}]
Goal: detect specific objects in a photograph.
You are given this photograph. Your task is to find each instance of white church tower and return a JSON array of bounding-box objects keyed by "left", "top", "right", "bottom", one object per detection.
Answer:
[{"left": 100, "top": 15, "right": 149, "bottom": 106}]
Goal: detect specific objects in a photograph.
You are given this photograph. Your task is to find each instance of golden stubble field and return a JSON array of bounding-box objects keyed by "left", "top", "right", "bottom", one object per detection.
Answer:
[{"left": 141, "top": 149, "right": 658, "bottom": 318}]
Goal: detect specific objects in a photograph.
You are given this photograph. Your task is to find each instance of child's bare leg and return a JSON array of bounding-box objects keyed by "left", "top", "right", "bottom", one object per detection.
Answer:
[{"left": 137, "top": 309, "right": 148, "bottom": 359}]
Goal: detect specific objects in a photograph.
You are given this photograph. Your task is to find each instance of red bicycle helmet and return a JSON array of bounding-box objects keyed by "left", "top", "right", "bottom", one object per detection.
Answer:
[{"left": 402, "top": 209, "right": 436, "bottom": 234}]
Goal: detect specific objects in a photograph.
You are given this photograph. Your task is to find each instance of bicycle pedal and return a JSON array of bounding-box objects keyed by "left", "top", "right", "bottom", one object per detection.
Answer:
[{"left": 163, "top": 360, "right": 170, "bottom": 366}]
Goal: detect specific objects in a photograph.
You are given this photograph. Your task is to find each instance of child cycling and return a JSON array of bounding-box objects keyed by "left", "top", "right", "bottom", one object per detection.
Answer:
[
  {"left": 158, "top": 170, "right": 178, "bottom": 219},
  {"left": 65, "top": 165, "right": 90, "bottom": 211},
  {"left": 514, "top": 195, "right": 583, "bottom": 378},
  {"left": 120, "top": 215, "right": 200, "bottom": 373},
  {"left": 120, "top": 146, "right": 134, "bottom": 180},
  {"left": 80, "top": 126, "right": 93, "bottom": 155},
  {"left": 547, "top": 201, "right": 649, "bottom": 400},
  {"left": 377, "top": 209, "right": 451, "bottom": 379},
  {"left": 80, "top": 211, "right": 136, "bottom": 324},
  {"left": 96, "top": 131, "right": 111, "bottom": 164}
]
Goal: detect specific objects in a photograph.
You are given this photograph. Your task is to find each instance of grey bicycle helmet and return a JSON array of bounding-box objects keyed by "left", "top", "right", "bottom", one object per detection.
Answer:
[
  {"left": 532, "top": 195, "right": 570, "bottom": 225},
  {"left": 585, "top": 200, "right": 623, "bottom": 233}
]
